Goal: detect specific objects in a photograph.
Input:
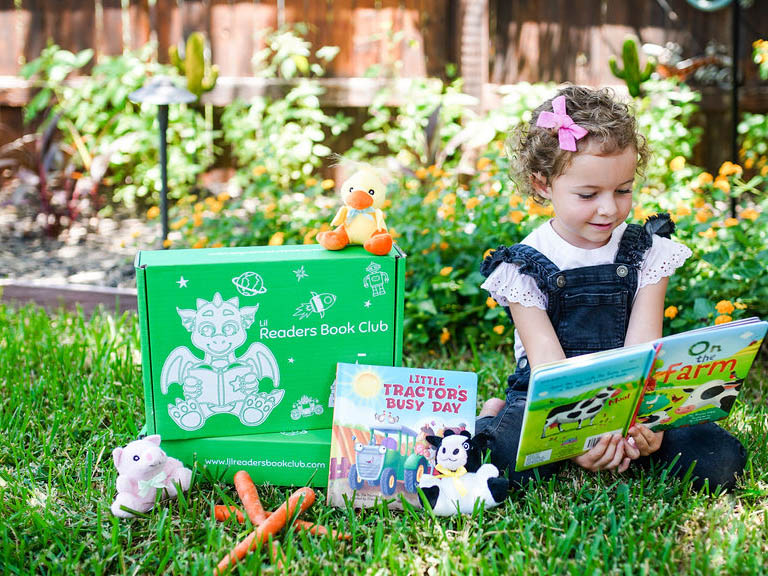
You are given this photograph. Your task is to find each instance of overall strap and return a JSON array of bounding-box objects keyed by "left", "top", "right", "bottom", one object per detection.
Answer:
[{"left": 481, "top": 244, "right": 560, "bottom": 293}]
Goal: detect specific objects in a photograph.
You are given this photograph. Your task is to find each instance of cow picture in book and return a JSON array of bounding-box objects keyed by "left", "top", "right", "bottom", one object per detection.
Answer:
[
  {"left": 674, "top": 372, "right": 744, "bottom": 416},
  {"left": 541, "top": 386, "right": 621, "bottom": 438}
]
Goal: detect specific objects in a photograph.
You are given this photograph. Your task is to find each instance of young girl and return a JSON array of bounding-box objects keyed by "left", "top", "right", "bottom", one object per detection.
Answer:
[{"left": 477, "top": 85, "right": 746, "bottom": 491}]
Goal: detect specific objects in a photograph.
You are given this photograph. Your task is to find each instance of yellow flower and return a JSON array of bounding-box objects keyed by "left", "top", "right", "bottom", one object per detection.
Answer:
[
  {"left": 209, "top": 200, "right": 223, "bottom": 214},
  {"left": 476, "top": 157, "right": 492, "bottom": 171},
  {"left": 216, "top": 192, "right": 231, "bottom": 202},
  {"left": 421, "top": 228, "right": 430, "bottom": 235},
  {"left": 508, "top": 194, "right": 523, "bottom": 207},
  {"left": 269, "top": 232, "right": 285, "bottom": 246},
  {"left": 486, "top": 297, "right": 498, "bottom": 309},
  {"left": 761, "top": 165, "right": 768, "bottom": 177},
  {"left": 147, "top": 206, "right": 160, "bottom": 219},
  {"left": 483, "top": 248, "right": 494, "bottom": 260},
  {"left": 193, "top": 214, "right": 203, "bottom": 227},
  {"left": 170, "top": 217, "right": 188, "bottom": 231},
  {"left": 664, "top": 305, "right": 678, "bottom": 319},
  {"left": 741, "top": 208, "right": 759, "bottom": 221},
  {"left": 389, "top": 226, "right": 400, "bottom": 239},
  {"left": 734, "top": 301, "right": 747, "bottom": 310},
  {"left": 440, "top": 266, "right": 453, "bottom": 276},
  {"left": 670, "top": 156, "right": 686, "bottom": 172},
  {"left": 321, "top": 179, "right": 335, "bottom": 190},
  {"left": 699, "top": 228, "right": 716, "bottom": 239},
  {"left": 442, "top": 193, "right": 457, "bottom": 206},
  {"left": 492, "top": 325, "right": 505, "bottom": 335},
  {"left": 724, "top": 217, "right": 739, "bottom": 227},
  {"left": 423, "top": 189, "right": 439, "bottom": 205},
  {"left": 695, "top": 209, "right": 712, "bottom": 223},
  {"left": 715, "top": 300, "right": 735, "bottom": 315},
  {"left": 162, "top": 239, "right": 172, "bottom": 248},
  {"left": 438, "top": 204, "right": 455, "bottom": 219},
  {"left": 692, "top": 196, "right": 706, "bottom": 209},
  {"left": 406, "top": 180, "right": 420, "bottom": 190},
  {"left": 465, "top": 197, "right": 481, "bottom": 210},
  {"left": 192, "top": 236, "right": 208, "bottom": 249},
  {"left": 415, "top": 167, "right": 429, "bottom": 179},
  {"left": 303, "top": 229, "right": 318, "bottom": 244},
  {"left": 713, "top": 176, "right": 730, "bottom": 193},
  {"left": 744, "top": 157, "right": 755, "bottom": 170},
  {"left": 194, "top": 201, "right": 205, "bottom": 213},
  {"left": 696, "top": 172, "right": 713, "bottom": 186},
  {"left": 439, "top": 241, "right": 449, "bottom": 251},
  {"left": 305, "top": 177, "right": 318, "bottom": 187},
  {"left": 440, "top": 328, "right": 451, "bottom": 344},
  {"left": 718, "top": 161, "right": 742, "bottom": 177},
  {"left": 508, "top": 210, "right": 525, "bottom": 224},
  {"left": 675, "top": 204, "right": 691, "bottom": 218},
  {"left": 634, "top": 205, "right": 650, "bottom": 220},
  {"left": 715, "top": 314, "right": 733, "bottom": 325},
  {"left": 211, "top": 242, "right": 224, "bottom": 248},
  {"left": 252, "top": 165, "right": 267, "bottom": 176}
]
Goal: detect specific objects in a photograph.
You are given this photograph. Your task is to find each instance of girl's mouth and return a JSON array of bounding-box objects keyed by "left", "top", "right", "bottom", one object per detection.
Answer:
[{"left": 588, "top": 222, "right": 613, "bottom": 230}]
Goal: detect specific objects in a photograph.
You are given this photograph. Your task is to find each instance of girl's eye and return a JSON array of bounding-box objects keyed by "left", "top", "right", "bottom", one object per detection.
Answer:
[
  {"left": 577, "top": 193, "right": 596, "bottom": 199},
  {"left": 616, "top": 188, "right": 632, "bottom": 195}
]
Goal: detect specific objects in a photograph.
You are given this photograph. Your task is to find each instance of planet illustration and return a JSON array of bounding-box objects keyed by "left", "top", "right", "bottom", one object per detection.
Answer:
[{"left": 232, "top": 271, "right": 267, "bottom": 296}]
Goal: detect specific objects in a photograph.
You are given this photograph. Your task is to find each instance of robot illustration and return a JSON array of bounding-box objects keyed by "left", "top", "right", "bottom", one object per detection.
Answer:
[
  {"left": 160, "top": 292, "right": 284, "bottom": 431},
  {"left": 363, "top": 262, "right": 389, "bottom": 298}
]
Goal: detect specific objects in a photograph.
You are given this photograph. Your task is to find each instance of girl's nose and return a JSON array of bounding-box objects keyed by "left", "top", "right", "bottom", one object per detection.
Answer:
[{"left": 596, "top": 197, "right": 617, "bottom": 217}]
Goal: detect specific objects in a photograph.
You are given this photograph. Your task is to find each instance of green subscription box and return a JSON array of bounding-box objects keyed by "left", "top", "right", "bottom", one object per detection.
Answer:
[
  {"left": 136, "top": 244, "right": 405, "bottom": 441},
  {"left": 163, "top": 428, "right": 333, "bottom": 486}
]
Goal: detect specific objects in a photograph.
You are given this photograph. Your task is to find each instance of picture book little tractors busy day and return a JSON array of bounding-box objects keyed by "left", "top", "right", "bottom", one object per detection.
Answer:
[{"left": 326, "top": 363, "right": 477, "bottom": 509}]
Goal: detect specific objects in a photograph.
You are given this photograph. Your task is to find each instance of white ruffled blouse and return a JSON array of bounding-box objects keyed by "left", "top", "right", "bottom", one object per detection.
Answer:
[{"left": 481, "top": 220, "right": 692, "bottom": 361}]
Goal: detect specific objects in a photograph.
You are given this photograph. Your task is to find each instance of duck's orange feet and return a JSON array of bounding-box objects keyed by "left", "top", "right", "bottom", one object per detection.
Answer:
[
  {"left": 318, "top": 226, "right": 350, "bottom": 251},
  {"left": 364, "top": 230, "right": 393, "bottom": 256}
]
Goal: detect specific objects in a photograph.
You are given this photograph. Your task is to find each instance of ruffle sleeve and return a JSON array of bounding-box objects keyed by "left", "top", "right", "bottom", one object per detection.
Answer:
[
  {"left": 639, "top": 235, "right": 692, "bottom": 289},
  {"left": 480, "top": 262, "right": 548, "bottom": 309}
]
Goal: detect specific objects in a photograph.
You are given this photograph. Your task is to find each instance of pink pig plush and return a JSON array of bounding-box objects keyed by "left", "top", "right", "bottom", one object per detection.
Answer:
[{"left": 110, "top": 435, "right": 192, "bottom": 518}]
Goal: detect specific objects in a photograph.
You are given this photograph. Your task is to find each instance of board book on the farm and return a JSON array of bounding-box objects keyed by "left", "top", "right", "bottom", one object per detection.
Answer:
[
  {"left": 326, "top": 362, "right": 478, "bottom": 509},
  {"left": 516, "top": 317, "right": 767, "bottom": 471}
]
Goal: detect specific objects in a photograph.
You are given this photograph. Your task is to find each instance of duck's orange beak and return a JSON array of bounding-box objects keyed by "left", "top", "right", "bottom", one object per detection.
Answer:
[{"left": 347, "top": 189, "right": 374, "bottom": 210}]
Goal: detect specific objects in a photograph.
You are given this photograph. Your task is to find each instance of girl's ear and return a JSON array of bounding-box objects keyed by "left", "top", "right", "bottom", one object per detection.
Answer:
[{"left": 531, "top": 172, "right": 550, "bottom": 199}]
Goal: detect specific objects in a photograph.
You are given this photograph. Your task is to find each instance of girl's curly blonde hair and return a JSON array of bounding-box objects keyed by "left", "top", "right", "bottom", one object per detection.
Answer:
[{"left": 507, "top": 85, "right": 650, "bottom": 204}]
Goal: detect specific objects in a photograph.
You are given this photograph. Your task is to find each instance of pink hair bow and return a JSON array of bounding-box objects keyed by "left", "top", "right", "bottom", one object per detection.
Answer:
[{"left": 536, "top": 95, "right": 588, "bottom": 152}]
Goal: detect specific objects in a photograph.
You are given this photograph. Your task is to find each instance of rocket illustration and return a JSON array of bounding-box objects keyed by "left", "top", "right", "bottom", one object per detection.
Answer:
[{"left": 294, "top": 292, "right": 337, "bottom": 319}]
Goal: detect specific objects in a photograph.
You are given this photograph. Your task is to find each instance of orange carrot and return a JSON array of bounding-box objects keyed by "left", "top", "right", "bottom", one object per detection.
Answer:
[
  {"left": 292, "top": 520, "right": 352, "bottom": 541},
  {"left": 234, "top": 470, "right": 267, "bottom": 524},
  {"left": 214, "top": 505, "right": 246, "bottom": 524},
  {"left": 270, "top": 540, "right": 285, "bottom": 569},
  {"left": 214, "top": 487, "right": 316, "bottom": 575}
]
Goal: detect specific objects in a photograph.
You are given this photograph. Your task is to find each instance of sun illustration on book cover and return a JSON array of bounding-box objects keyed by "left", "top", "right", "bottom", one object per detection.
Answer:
[{"left": 353, "top": 370, "right": 383, "bottom": 399}]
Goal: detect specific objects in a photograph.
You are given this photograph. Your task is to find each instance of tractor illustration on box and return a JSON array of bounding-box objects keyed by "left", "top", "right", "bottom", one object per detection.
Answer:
[
  {"left": 290, "top": 395, "right": 324, "bottom": 420},
  {"left": 348, "top": 425, "right": 428, "bottom": 496}
]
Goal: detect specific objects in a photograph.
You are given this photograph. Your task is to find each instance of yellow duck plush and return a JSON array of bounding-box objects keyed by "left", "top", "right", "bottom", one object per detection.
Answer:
[{"left": 317, "top": 167, "right": 393, "bottom": 256}]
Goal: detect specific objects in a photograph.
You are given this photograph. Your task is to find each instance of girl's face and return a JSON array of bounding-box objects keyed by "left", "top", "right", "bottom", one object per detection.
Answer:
[{"left": 536, "top": 146, "right": 637, "bottom": 249}]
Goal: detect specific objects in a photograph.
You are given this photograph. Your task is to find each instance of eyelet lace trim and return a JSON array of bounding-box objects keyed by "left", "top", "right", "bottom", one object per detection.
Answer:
[
  {"left": 639, "top": 239, "right": 692, "bottom": 288},
  {"left": 481, "top": 264, "right": 548, "bottom": 309}
]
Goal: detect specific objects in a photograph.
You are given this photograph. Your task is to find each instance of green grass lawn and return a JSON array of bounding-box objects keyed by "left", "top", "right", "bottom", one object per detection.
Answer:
[{"left": 2, "top": 303, "right": 768, "bottom": 575}]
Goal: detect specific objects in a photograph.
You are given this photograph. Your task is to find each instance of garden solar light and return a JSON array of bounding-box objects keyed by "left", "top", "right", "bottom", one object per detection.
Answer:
[{"left": 128, "top": 75, "right": 196, "bottom": 246}]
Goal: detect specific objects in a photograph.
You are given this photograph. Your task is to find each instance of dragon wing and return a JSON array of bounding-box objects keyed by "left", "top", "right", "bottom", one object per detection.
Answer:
[
  {"left": 160, "top": 347, "right": 200, "bottom": 394},
  {"left": 241, "top": 342, "right": 281, "bottom": 387}
]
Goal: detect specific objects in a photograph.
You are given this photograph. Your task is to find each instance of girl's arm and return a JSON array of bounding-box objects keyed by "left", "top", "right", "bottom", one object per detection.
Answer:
[
  {"left": 623, "top": 277, "right": 669, "bottom": 456},
  {"left": 508, "top": 302, "right": 565, "bottom": 368}
]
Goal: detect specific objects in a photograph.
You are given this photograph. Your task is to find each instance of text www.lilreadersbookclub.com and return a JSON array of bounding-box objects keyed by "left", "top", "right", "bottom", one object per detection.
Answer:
[{"left": 203, "top": 457, "right": 328, "bottom": 469}]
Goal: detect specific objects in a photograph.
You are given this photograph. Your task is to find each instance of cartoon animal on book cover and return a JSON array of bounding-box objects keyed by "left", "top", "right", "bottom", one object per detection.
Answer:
[
  {"left": 110, "top": 435, "right": 192, "bottom": 518},
  {"left": 541, "top": 386, "right": 621, "bottom": 438},
  {"left": 418, "top": 431, "right": 508, "bottom": 516},
  {"left": 160, "top": 292, "right": 284, "bottom": 431},
  {"left": 317, "top": 165, "right": 393, "bottom": 256}
]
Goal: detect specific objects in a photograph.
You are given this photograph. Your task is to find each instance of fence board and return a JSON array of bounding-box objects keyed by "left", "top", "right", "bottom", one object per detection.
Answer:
[{"left": 0, "top": 1, "right": 19, "bottom": 74}]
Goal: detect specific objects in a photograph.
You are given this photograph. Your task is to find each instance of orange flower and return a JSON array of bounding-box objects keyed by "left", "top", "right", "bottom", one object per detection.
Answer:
[
  {"left": 194, "top": 201, "right": 205, "bottom": 213},
  {"left": 713, "top": 176, "right": 730, "bottom": 193},
  {"left": 724, "top": 217, "right": 739, "bottom": 227},
  {"left": 147, "top": 206, "right": 160, "bottom": 219},
  {"left": 162, "top": 238, "right": 172, "bottom": 248},
  {"left": 698, "top": 228, "right": 716, "bottom": 239},
  {"left": 423, "top": 190, "right": 439, "bottom": 205},
  {"left": 193, "top": 213, "right": 203, "bottom": 227},
  {"left": 715, "top": 314, "right": 733, "bottom": 325},
  {"left": 421, "top": 228, "right": 430, "bottom": 235},
  {"left": 675, "top": 204, "right": 691, "bottom": 218},
  {"left": 440, "top": 328, "right": 451, "bottom": 344},
  {"left": 508, "top": 194, "right": 523, "bottom": 207},
  {"left": 321, "top": 179, "right": 335, "bottom": 190},
  {"left": 216, "top": 192, "right": 231, "bottom": 202},
  {"left": 268, "top": 232, "right": 284, "bottom": 246},
  {"left": 492, "top": 325, "right": 505, "bottom": 335},
  {"left": 740, "top": 208, "right": 759, "bottom": 221},
  {"left": 440, "top": 266, "right": 453, "bottom": 276},
  {"left": 508, "top": 210, "right": 525, "bottom": 224},
  {"left": 192, "top": 236, "right": 208, "bottom": 249},
  {"left": 389, "top": 226, "right": 400, "bottom": 239},
  {"left": 476, "top": 157, "right": 492, "bottom": 171},
  {"left": 305, "top": 177, "right": 318, "bottom": 187},
  {"left": 486, "top": 297, "right": 498, "bottom": 309},
  {"left": 170, "top": 217, "right": 188, "bottom": 231},
  {"left": 465, "top": 197, "right": 481, "bottom": 211},
  {"left": 634, "top": 205, "right": 650, "bottom": 220},
  {"left": 439, "top": 241, "right": 449, "bottom": 251},
  {"left": 734, "top": 301, "right": 747, "bottom": 310},
  {"left": 442, "top": 193, "right": 457, "bottom": 206},
  {"left": 664, "top": 306, "right": 678, "bottom": 319},
  {"left": 415, "top": 167, "right": 429, "bottom": 180},
  {"left": 695, "top": 172, "right": 713, "bottom": 187},
  {"left": 695, "top": 209, "right": 712, "bottom": 223},
  {"left": 715, "top": 300, "right": 735, "bottom": 315},
  {"left": 406, "top": 180, "right": 420, "bottom": 190},
  {"left": 718, "top": 161, "right": 742, "bottom": 177},
  {"left": 762, "top": 165, "right": 768, "bottom": 177},
  {"left": 669, "top": 156, "right": 686, "bottom": 172},
  {"left": 744, "top": 157, "right": 755, "bottom": 170},
  {"left": 252, "top": 165, "right": 267, "bottom": 176},
  {"left": 211, "top": 242, "right": 224, "bottom": 248},
  {"left": 303, "top": 229, "right": 318, "bottom": 244},
  {"left": 692, "top": 196, "right": 706, "bottom": 209}
]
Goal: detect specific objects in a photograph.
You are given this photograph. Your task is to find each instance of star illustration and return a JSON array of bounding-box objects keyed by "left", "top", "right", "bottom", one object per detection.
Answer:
[
  {"left": 364, "top": 300, "right": 372, "bottom": 308},
  {"left": 288, "top": 357, "right": 295, "bottom": 364},
  {"left": 293, "top": 266, "right": 308, "bottom": 282},
  {"left": 177, "top": 276, "right": 189, "bottom": 288}
]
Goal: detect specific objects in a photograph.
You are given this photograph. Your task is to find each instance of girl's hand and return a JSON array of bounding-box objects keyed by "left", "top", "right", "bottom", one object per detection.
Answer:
[
  {"left": 571, "top": 434, "right": 638, "bottom": 473},
  {"left": 627, "top": 425, "right": 664, "bottom": 456}
]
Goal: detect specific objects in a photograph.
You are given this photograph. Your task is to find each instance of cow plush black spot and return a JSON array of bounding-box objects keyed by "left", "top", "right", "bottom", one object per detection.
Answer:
[{"left": 418, "top": 430, "right": 509, "bottom": 516}]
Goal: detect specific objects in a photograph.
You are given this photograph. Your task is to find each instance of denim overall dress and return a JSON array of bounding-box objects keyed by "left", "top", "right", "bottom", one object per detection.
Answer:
[{"left": 477, "top": 215, "right": 746, "bottom": 490}]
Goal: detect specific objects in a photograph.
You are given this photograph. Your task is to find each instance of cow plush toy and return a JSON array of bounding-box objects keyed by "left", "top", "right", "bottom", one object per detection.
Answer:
[
  {"left": 110, "top": 435, "right": 192, "bottom": 518},
  {"left": 418, "top": 430, "right": 508, "bottom": 516}
]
